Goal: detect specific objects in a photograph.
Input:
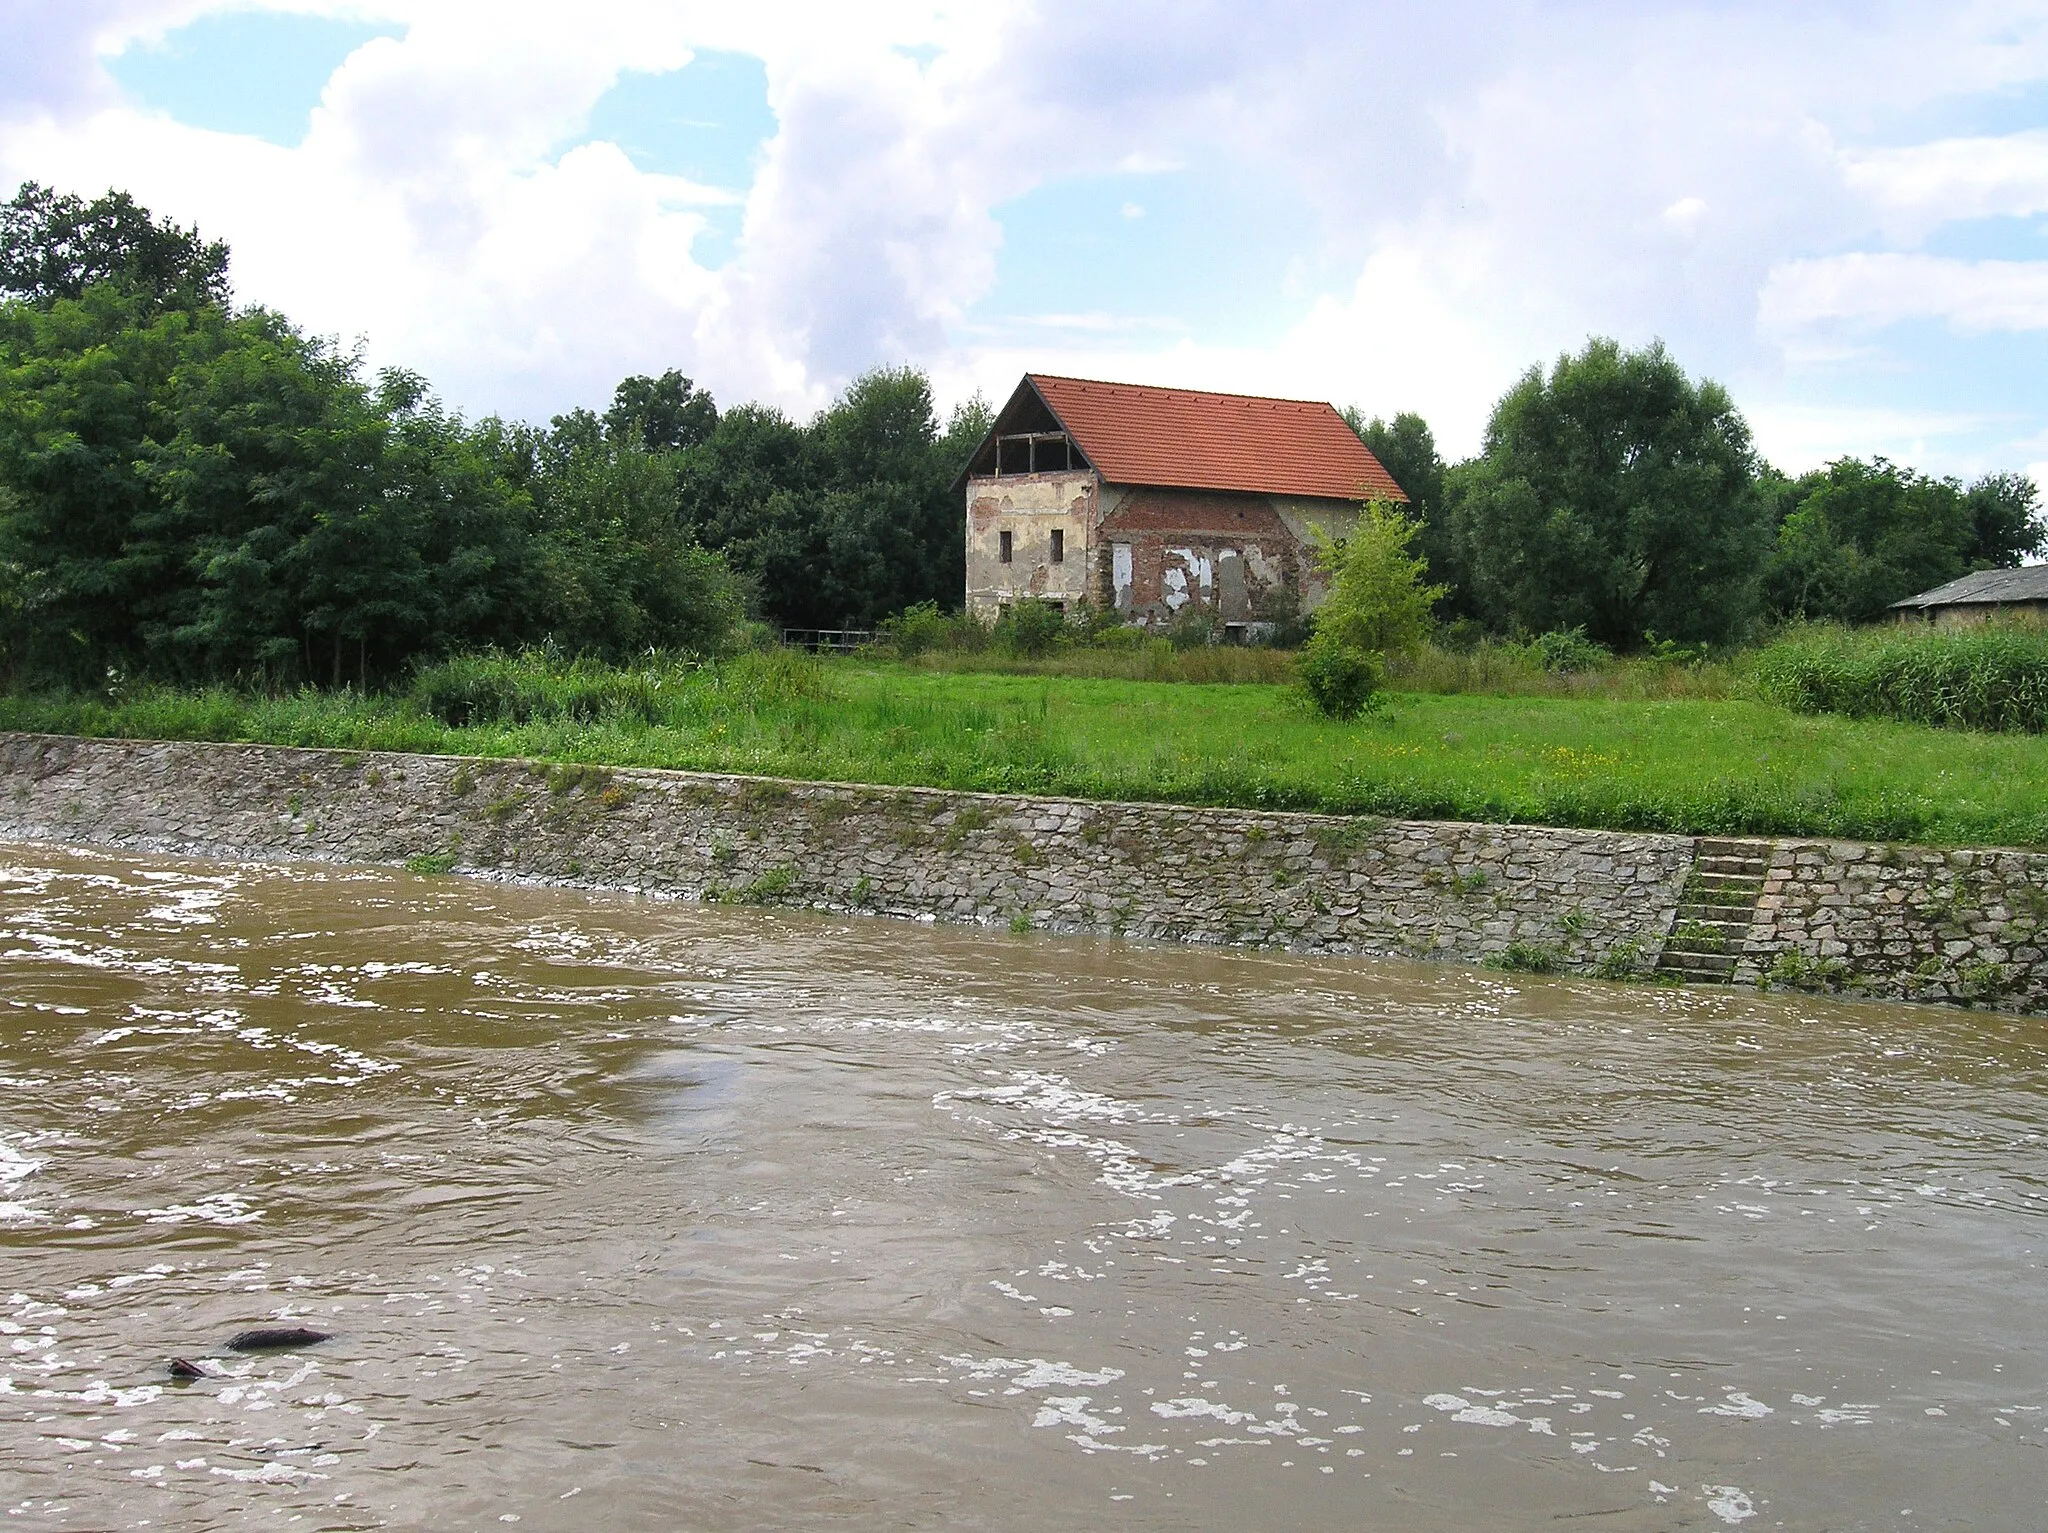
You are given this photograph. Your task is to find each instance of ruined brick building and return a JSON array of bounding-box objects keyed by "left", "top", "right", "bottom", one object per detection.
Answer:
[{"left": 959, "top": 374, "right": 1405, "bottom": 634}]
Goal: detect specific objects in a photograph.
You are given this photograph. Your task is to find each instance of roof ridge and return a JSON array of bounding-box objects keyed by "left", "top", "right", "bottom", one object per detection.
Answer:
[{"left": 1026, "top": 372, "right": 1340, "bottom": 410}]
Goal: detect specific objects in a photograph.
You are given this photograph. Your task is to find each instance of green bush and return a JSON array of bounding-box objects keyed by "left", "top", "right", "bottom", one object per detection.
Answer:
[
  {"left": 1753, "top": 623, "right": 2048, "bottom": 733},
  {"left": 1165, "top": 606, "right": 1219, "bottom": 651},
  {"left": 1485, "top": 940, "right": 1567, "bottom": 974},
  {"left": 1524, "top": 626, "right": 1612, "bottom": 673},
  {"left": 875, "top": 600, "right": 952, "bottom": 657},
  {"left": 1307, "top": 502, "right": 1445, "bottom": 656},
  {"left": 1295, "top": 631, "right": 1385, "bottom": 720},
  {"left": 993, "top": 599, "right": 1068, "bottom": 658},
  {"left": 409, "top": 649, "right": 681, "bottom": 727}
]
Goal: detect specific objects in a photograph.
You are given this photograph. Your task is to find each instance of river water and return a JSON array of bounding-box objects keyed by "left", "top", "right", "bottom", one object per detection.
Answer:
[{"left": 2, "top": 845, "right": 2046, "bottom": 1530}]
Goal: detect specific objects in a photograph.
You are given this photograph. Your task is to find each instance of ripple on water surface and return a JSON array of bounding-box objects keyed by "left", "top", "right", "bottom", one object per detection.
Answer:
[{"left": 2, "top": 843, "right": 2047, "bottom": 1530}]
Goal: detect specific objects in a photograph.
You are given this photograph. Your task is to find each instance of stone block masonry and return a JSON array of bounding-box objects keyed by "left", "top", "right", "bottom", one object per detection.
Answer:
[{"left": 2, "top": 733, "right": 2044, "bottom": 1015}]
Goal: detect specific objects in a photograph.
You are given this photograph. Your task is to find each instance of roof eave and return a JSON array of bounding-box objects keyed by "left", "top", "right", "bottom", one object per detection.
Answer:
[{"left": 950, "top": 376, "right": 1099, "bottom": 496}]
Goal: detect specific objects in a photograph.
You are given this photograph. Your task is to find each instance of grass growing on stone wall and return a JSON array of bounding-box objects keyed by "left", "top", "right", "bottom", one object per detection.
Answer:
[{"left": 4, "top": 648, "right": 2046, "bottom": 847}]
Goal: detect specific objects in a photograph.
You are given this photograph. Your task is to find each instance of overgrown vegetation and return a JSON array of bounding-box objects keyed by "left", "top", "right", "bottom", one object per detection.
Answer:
[
  {"left": 1753, "top": 624, "right": 2048, "bottom": 733},
  {"left": 6, "top": 649, "right": 2047, "bottom": 847},
  {"left": 6, "top": 181, "right": 2047, "bottom": 862},
  {"left": 0, "top": 183, "right": 986, "bottom": 692}
]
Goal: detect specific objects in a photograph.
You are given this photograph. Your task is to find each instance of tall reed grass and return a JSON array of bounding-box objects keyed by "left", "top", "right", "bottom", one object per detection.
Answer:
[{"left": 1753, "top": 623, "right": 2048, "bottom": 733}]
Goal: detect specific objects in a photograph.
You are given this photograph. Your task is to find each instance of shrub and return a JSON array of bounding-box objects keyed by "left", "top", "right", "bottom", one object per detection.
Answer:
[
  {"left": 410, "top": 650, "right": 664, "bottom": 727},
  {"left": 876, "top": 600, "right": 951, "bottom": 657},
  {"left": 1090, "top": 623, "right": 1151, "bottom": 651},
  {"left": 1593, "top": 939, "right": 1644, "bottom": 979},
  {"left": 993, "top": 599, "right": 1068, "bottom": 658},
  {"left": 1295, "top": 630, "right": 1385, "bottom": 720},
  {"left": 1524, "top": 626, "right": 1612, "bottom": 674},
  {"left": 1165, "top": 605, "right": 1218, "bottom": 651},
  {"left": 1752, "top": 623, "right": 2048, "bottom": 733},
  {"left": 1307, "top": 501, "right": 1445, "bottom": 656}
]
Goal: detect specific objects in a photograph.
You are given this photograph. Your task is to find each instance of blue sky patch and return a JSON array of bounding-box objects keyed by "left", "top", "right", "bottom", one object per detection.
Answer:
[
  {"left": 969, "top": 168, "right": 1321, "bottom": 349},
  {"left": 107, "top": 12, "right": 399, "bottom": 146},
  {"left": 586, "top": 52, "right": 776, "bottom": 190},
  {"left": 585, "top": 51, "right": 775, "bottom": 270},
  {"left": 1919, "top": 215, "right": 2048, "bottom": 262}
]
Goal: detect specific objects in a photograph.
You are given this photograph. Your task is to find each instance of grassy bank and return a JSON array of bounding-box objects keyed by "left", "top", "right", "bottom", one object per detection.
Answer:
[{"left": 2, "top": 650, "right": 2043, "bottom": 847}]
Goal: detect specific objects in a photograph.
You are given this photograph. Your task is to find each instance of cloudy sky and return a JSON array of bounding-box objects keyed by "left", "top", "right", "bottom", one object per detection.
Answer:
[{"left": 5, "top": 1, "right": 2048, "bottom": 482}]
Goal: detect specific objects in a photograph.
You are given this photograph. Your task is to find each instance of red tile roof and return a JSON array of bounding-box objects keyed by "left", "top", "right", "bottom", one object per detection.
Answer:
[{"left": 1029, "top": 374, "right": 1405, "bottom": 503}]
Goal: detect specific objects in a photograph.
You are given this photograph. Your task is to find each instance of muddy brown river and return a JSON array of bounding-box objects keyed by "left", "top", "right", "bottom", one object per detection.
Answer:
[{"left": 2, "top": 845, "right": 2046, "bottom": 1530}]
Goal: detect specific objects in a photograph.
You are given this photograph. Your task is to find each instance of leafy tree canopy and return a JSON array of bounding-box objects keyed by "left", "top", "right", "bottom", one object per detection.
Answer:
[
  {"left": 1760, "top": 458, "right": 2046, "bottom": 623},
  {"left": 605, "top": 369, "right": 718, "bottom": 454},
  {"left": 1308, "top": 501, "right": 1445, "bottom": 657},
  {"left": 1447, "top": 337, "right": 1769, "bottom": 648},
  {"left": 1, "top": 181, "right": 231, "bottom": 312},
  {"left": 1344, "top": 407, "right": 1466, "bottom": 620}
]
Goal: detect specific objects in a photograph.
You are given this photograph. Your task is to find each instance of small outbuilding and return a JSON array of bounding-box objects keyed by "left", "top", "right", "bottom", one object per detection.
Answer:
[
  {"left": 1889, "top": 566, "right": 2048, "bottom": 626},
  {"left": 958, "top": 374, "right": 1404, "bottom": 635}
]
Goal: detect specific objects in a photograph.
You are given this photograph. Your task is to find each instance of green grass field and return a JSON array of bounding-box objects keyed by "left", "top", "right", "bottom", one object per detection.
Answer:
[{"left": 3, "top": 651, "right": 2043, "bottom": 848}]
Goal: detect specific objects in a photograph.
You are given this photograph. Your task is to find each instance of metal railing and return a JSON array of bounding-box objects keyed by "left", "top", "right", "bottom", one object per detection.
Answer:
[{"left": 781, "top": 628, "right": 875, "bottom": 653}]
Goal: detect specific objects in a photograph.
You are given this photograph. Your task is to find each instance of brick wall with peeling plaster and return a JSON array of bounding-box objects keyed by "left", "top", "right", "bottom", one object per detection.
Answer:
[{"left": 2, "top": 733, "right": 2045, "bottom": 1015}]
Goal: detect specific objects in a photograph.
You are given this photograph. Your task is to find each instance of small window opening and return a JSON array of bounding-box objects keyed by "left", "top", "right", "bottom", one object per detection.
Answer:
[
  {"left": 999, "top": 529, "right": 1013, "bottom": 564},
  {"left": 1050, "top": 529, "right": 1064, "bottom": 564}
]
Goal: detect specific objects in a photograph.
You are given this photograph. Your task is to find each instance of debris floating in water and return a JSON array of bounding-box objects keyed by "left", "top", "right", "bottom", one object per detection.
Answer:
[{"left": 225, "top": 1326, "right": 333, "bottom": 1352}]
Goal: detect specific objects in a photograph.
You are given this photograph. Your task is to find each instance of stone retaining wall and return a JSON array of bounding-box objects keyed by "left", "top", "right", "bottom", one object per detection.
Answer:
[{"left": 1, "top": 733, "right": 2043, "bottom": 1014}]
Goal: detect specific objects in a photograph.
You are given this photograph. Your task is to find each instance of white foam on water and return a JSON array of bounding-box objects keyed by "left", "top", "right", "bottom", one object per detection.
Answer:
[
  {"left": 1424, "top": 1393, "right": 1551, "bottom": 1432},
  {"left": 1704, "top": 1483, "right": 1756, "bottom": 1523},
  {"left": 134, "top": 1192, "right": 261, "bottom": 1226},
  {"left": 1151, "top": 1397, "right": 1255, "bottom": 1424},
  {"left": 1699, "top": 1390, "right": 1773, "bottom": 1419}
]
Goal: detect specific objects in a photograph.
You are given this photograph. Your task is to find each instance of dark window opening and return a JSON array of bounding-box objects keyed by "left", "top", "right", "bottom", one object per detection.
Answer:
[
  {"left": 999, "top": 529, "right": 1013, "bottom": 564},
  {"left": 992, "top": 432, "right": 1076, "bottom": 476},
  {"left": 1050, "top": 529, "right": 1064, "bottom": 563}
]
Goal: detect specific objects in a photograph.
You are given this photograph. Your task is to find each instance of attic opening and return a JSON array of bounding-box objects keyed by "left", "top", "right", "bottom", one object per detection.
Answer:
[
  {"left": 961, "top": 382, "right": 1091, "bottom": 482},
  {"left": 995, "top": 431, "right": 1078, "bottom": 475}
]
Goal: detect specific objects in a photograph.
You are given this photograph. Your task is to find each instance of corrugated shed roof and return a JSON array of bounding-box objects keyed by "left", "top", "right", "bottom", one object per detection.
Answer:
[
  {"left": 1028, "top": 374, "right": 1405, "bottom": 502},
  {"left": 1890, "top": 565, "right": 2048, "bottom": 608}
]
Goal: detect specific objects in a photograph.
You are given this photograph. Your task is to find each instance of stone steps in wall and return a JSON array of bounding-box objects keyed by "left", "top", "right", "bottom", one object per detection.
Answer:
[
  {"left": 1657, "top": 949, "right": 1741, "bottom": 980},
  {"left": 1655, "top": 838, "right": 1774, "bottom": 984},
  {"left": 1696, "top": 857, "right": 1770, "bottom": 880}
]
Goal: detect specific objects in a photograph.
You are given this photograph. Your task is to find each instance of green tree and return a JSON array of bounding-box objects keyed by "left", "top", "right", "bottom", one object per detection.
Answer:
[
  {"left": 1295, "top": 502, "right": 1444, "bottom": 721},
  {"left": 604, "top": 368, "right": 717, "bottom": 453},
  {"left": 2, "top": 181, "right": 230, "bottom": 312},
  {"left": 1343, "top": 407, "right": 1466, "bottom": 617},
  {"left": 675, "top": 366, "right": 976, "bottom": 630},
  {"left": 1448, "top": 337, "right": 1769, "bottom": 648},
  {"left": 0, "top": 285, "right": 226, "bottom": 683},
  {"left": 1757, "top": 458, "right": 2041, "bottom": 624},
  {"left": 375, "top": 374, "right": 542, "bottom": 659},
  {"left": 1309, "top": 501, "right": 1445, "bottom": 655},
  {"left": 1761, "top": 459, "right": 1963, "bottom": 623},
  {"left": 510, "top": 407, "right": 742, "bottom": 658},
  {"left": 141, "top": 312, "right": 405, "bottom": 685},
  {"left": 1963, "top": 470, "right": 2044, "bottom": 569}
]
